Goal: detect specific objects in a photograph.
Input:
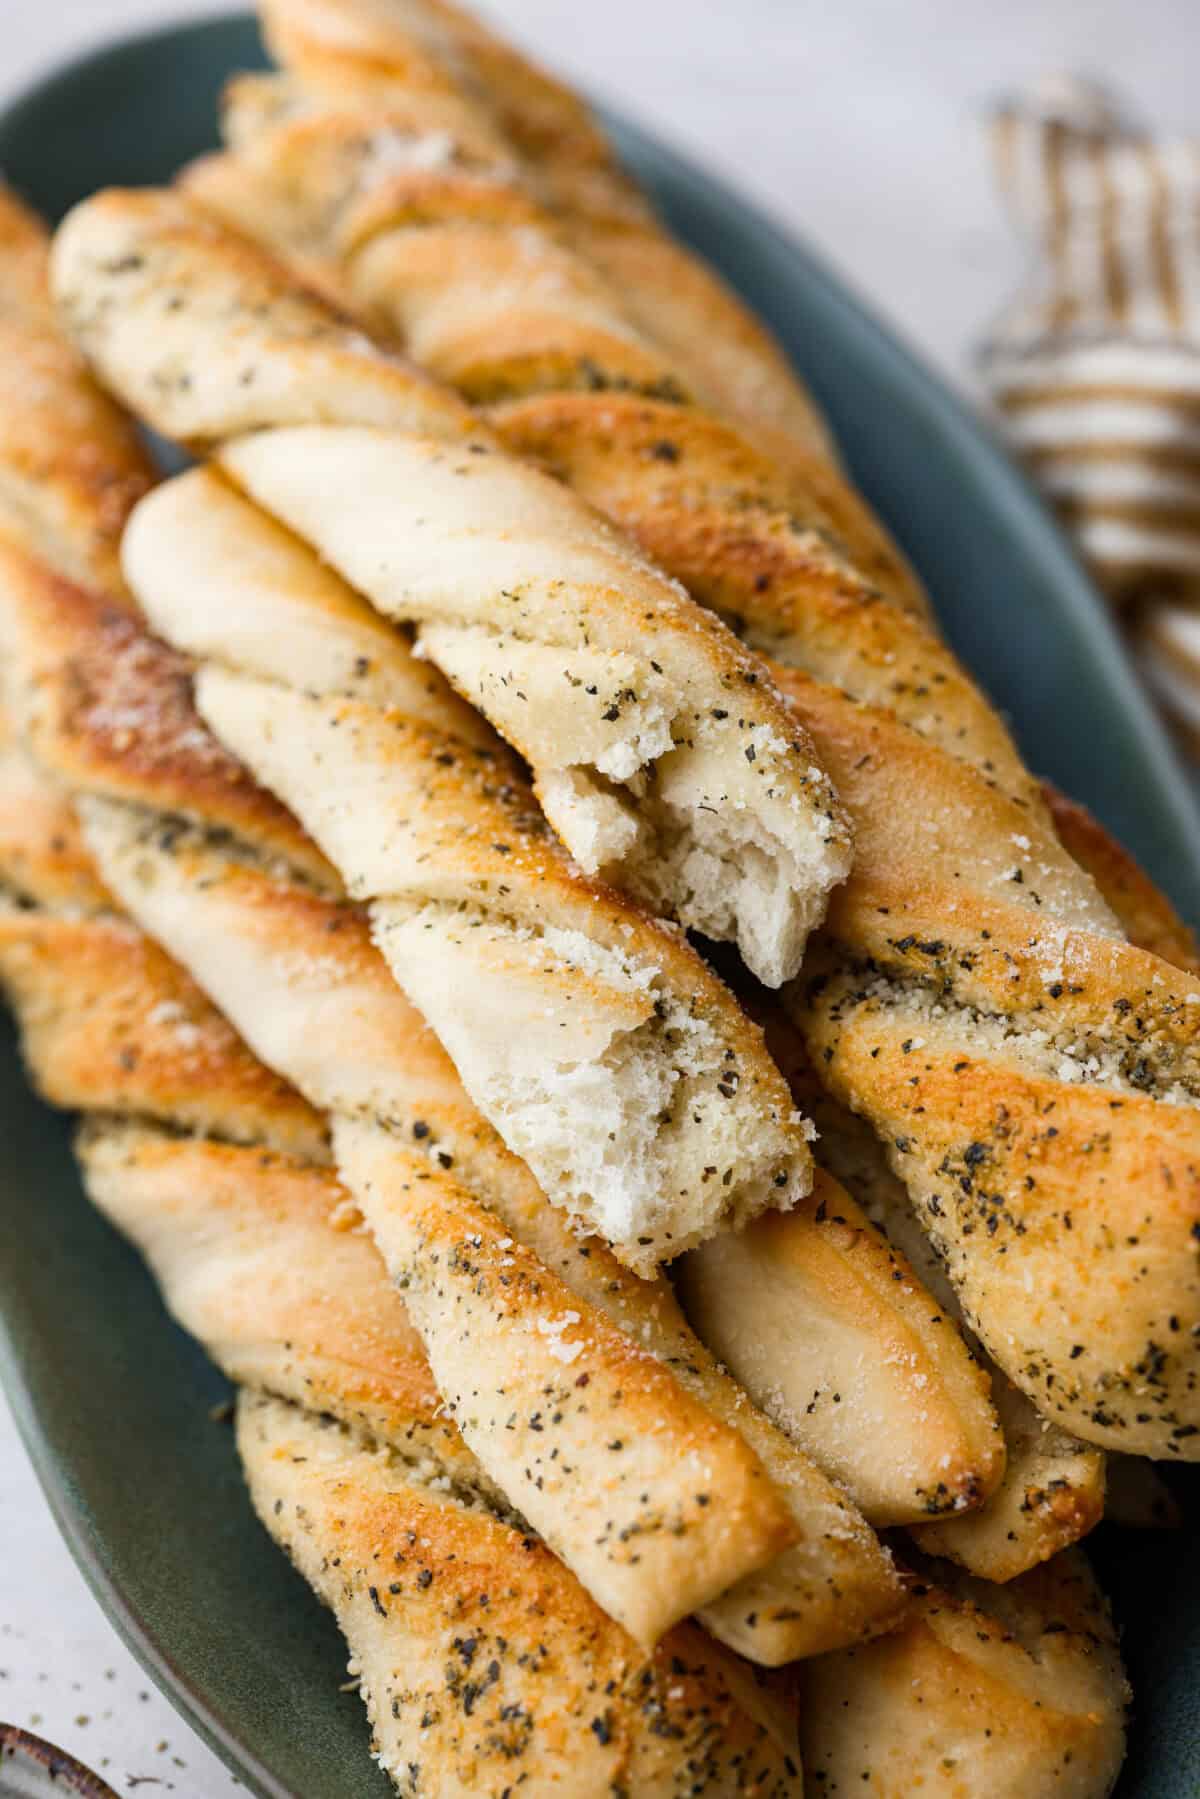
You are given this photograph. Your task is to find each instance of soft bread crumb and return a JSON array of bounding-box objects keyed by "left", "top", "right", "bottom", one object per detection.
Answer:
[{"left": 373, "top": 902, "right": 811, "bottom": 1272}]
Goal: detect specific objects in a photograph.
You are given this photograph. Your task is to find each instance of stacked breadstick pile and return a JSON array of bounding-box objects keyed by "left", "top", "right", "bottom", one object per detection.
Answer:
[{"left": 4, "top": 0, "right": 1198, "bottom": 1787}]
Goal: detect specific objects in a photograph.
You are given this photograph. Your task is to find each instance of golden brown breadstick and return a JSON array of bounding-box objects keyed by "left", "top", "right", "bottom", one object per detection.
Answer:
[
  {"left": 52, "top": 190, "right": 853, "bottom": 1270},
  {"left": 796, "top": 1549, "right": 1128, "bottom": 1797},
  {"left": 676, "top": 1173, "right": 1005, "bottom": 1530},
  {"left": 0, "top": 186, "right": 152, "bottom": 592},
  {"left": 54, "top": 189, "right": 852, "bottom": 994},
  {"left": 238, "top": 1392, "right": 804, "bottom": 1795}
]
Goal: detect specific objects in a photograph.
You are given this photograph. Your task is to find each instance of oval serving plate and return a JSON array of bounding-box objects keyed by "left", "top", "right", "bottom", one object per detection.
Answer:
[{"left": 0, "top": 14, "right": 1198, "bottom": 1796}]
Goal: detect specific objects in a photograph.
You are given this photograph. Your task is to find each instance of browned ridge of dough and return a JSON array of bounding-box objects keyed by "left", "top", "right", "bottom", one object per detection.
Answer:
[{"left": 0, "top": 183, "right": 154, "bottom": 595}]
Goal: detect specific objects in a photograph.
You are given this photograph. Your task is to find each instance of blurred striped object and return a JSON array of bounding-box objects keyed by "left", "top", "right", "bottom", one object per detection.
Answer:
[{"left": 981, "top": 77, "right": 1200, "bottom": 752}]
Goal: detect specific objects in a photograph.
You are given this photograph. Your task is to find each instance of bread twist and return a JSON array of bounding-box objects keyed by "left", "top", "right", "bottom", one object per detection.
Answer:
[
  {"left": 679, "top": 997, "right": 1105, "bottom": 1584},
  {"left": 54, "top": 188, "right": 851, "bottom": 995},
  {"left": 239, "top": 1394, "right": 810, "bottom": 1793},
  {"left": 796, "top": 1549, "right": 1128, "bottom": 1798},
  {"left": 892, "top": 791, "right": 1197, "bottom": 1577},
  {"left": 246, "top": 0, "right": 939, "bottom": 628},
  {"left": 681, "top": 711, "right": 1196, "bottom": 1587},
  {"left": 175, "top": 11, "right": 1200, "bottom": 1457}
]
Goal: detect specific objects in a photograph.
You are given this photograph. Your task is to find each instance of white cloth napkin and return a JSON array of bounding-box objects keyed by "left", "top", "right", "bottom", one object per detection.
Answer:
[{"left": 981, "top": 77, "right": 1200, "bottom": 751}]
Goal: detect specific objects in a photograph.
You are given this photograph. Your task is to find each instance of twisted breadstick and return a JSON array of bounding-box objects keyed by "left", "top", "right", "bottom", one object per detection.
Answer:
[
  {"left": 242, "top": 0, "right": 936, "bottom": 623},
  {"left": 794, "top": 1077, "right": 1108, "bottom": 1583},
  {"left": 238, "top": 1394, "right": 806, "bottom": 1794},
  {"left": 54, "top": 189, "right": 851, "bottom": 994},
  {"left": 673, "top": 984, "right": 1103, "bottom": 1583},
  {"left": 796, "top": 1549, "right": 1128, "bottom": 1798},
  {"left": 176, "top": 17, "right": 1200, "bottom": 1458},
  {"left": 902, "top": 793, "right": 1199, "bottom": 1572},
  {"left": 686, "top": 795, "right": 1197, "bottom": 1581}
]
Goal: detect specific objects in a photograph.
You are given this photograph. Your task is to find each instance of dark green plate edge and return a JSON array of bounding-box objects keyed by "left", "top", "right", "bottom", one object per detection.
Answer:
[{"left": 0, "top": 12, "right": 1198, "bottom": 1795}]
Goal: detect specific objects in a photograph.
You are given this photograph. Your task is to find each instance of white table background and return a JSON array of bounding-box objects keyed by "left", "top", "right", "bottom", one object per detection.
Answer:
[{"left": 0, "top": 0, "right": 1194, "bottom": 1788}]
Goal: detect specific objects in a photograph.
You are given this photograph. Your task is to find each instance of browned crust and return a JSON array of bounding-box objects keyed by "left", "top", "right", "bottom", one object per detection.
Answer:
[
  {"left": 239, "top": 1390, "right": 803, "bottom": 1795},
  {"left": 796, "top": 1550, "right": 1127, "bottom": 1797},
  {"left": 909, "top": 1377, "right": 1106, "bottom": 1581},
  {"left": 1045, "top": 781, "right": 1200, "bottom": 973},
  {"left": 491, "top": 392, "right": 1023, "bottom": 780},
  {"left": 257, "top": 0, "right": 844, "bottom": 482},
  {"left": 799, "top": 997, "right": 1200, "bottom": 1456},
  {"left": 353, "top": 223, "right": 688, "bottom": 404},
  {"left": 243, "top": 0, "right": 921, "bottom": 607},
  {"left": 0, "top": 185, "right": 153, "bottom": 593},
  {"left": 0, "top": 539, "right": 335, "bottom": 885},
  {"left": 0, "top": 718, "right": 111, "bottom": 910},
  {"left": 744, "top": 987, "right": 1109, "bottom": 1580},
  {"left": 50, "top": 187, "right": 836, "bottom": 1188},
  {"left": 573, "top": 227, "right": 842, "bottom": 461},
  {"left": 0, "top": 907, "right": 326, "bottom": 1156},
  {"left": 79, "top": 1127, "right": 466, "bottom": 1453},
  {"left": 53, "top": 186, "right": 475, "bottom": 451},
  {"left": 338, "top": 1119, "right": 801, "bottom": 1646},
  {"left": 677, "top": 1169, "right": 1005, "bottom": 1528},
  {"left": 0, "top": 185, "right": 57, "bottom": 322}
]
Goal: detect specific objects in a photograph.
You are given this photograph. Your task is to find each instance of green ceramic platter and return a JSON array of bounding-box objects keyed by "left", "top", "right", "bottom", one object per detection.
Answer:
[{"left": 0, "top": 14, "right": 1197, "bottom": 1795}]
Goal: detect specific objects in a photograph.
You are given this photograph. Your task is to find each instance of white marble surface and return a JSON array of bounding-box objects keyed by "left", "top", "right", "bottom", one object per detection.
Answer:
[{"left": 0, "top": 0, "right": 1194, "bottom": 1788}]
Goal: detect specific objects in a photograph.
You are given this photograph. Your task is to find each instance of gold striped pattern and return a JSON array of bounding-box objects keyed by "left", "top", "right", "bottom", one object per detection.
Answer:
[{"left": 981, "top": 78, "right": 1200, "bottom": 749}]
